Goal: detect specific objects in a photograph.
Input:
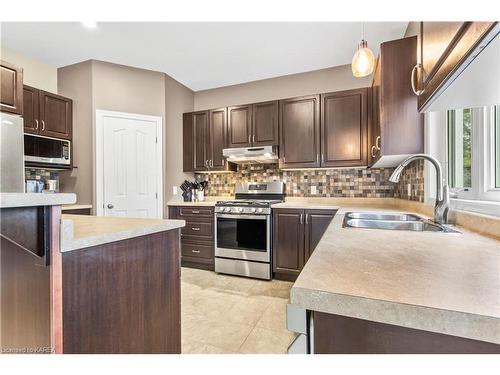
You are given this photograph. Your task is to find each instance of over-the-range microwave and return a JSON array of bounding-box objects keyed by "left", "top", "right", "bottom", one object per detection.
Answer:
[{"left": 24, "top": 134, "right": 71, "bottom": 169}]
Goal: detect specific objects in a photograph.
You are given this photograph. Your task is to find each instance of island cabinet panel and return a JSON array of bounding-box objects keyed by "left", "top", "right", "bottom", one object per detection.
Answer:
[
  {"left": 313, "top": 312, "right": 500, "bottom": 354},
  {"left": 321, "top": 88, "right": 368, "bottom": 167},
  {"left": 279, "top": 95, "right": 321, "bottom": 169},
  {"left": 168, "top": 205, "right": 214, "bottom": 271},
  {"left": 0, "top": 60, "right": 23, "bottom": 115},
  {"left": 62, "top": 229, "right": 181, "bottom": 354},
  {"left": 227, "top": 105, "right": 252, "bottom": 148},
  {"left": 0, "top": 206, "right": 59, "bottom": 354},
  {"left": 273, "top": 208, "right": 336, "bottom": 281},
  {"left": 252, "top": 100, "right": 279, "bottom": 146}
]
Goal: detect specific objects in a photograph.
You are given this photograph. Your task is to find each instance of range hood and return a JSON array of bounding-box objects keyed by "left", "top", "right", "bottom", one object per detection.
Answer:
[{"left": 222, "top": 146, "right": 278, "bottom": 164}]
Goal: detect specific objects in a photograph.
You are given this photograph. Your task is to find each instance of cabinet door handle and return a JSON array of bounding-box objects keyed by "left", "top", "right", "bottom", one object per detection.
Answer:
[
  {"left": 35, "top": 119, "right": 39, "bottom": 130},
  {"left": 371, "top": 145, "right": 378, "bottom": 158},
  {"left": 252, "top": 134, "right": 255, "bottom": 143},
  {"left": 210, "top": 159, "right": 213, "bottom": 168},
  {"left": 375, "top": 136, "right": 381, "bottom": 150},
  {"left": 41, "top": 120, "right": 45, "bottom": 131},
  {"left": 205, "top": 160, "right": 209, "bottom": 169},
  {"left": 305, "top": 214, "right": 309, "bottom": 225},
  {"left": 191, "top": 249, "right": 201, "bottom": 254},
  {"left": 411, "top": 63, "right": 425, "bottom": 96},
  {"left": 316, "top": 154, "right": 319, "bottom": 164},
  {"left": 248, "top": 134, "right": 251, "bottom": 144},
  {"left": 191, "top": 227, "right": 201, "bottom": 231},
  {"left": 300, "top": 213, "right": 303, "bottom": 225}
]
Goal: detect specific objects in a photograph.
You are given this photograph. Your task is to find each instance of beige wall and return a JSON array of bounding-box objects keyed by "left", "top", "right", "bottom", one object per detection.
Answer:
[
  {"left": 164, "top": 74, "right": 195, "bottom": 208},
  {"left": 58, "top": 60, "right": 193, "bottom": 216},
  {"left": 58, "top": 61, "right": 93, "bottom": 206},
  {"left": 0, "top": 47, "right": 58, "bottom": 92},
  {"left": 194, "top": 64, "right": 372, "bottom": 110}
]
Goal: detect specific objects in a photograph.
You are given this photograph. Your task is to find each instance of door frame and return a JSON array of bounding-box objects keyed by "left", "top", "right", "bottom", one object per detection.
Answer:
[{"left": 95, "top": 109, "right": 163, "bottom": 218}]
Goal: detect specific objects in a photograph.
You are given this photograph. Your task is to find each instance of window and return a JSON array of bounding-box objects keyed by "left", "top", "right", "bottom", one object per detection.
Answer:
[
  {"left": 443, "top": 106, "right": 500, "bottom": 212},
  {"left": 447, "top": 108, "right": 472, "bottom": 189},
  {"left": 495, "top": 106, "right": 500, "bottom": 188}
]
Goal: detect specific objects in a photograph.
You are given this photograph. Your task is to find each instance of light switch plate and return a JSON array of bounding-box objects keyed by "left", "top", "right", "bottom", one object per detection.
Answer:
[{"left": 310, "top": 185, "right": 317, "bottom": 195}]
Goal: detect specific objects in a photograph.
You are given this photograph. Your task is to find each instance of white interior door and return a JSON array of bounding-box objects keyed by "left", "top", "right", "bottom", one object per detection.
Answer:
[{"left": 99, "top": 112, "right": 161, "bottom": 218}]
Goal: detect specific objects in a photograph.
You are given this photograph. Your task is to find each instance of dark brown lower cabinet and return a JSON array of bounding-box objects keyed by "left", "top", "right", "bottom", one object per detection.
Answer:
[
  {"left": 313, "top": 312, "right": 500, "bottom": 354},
  {"left": 0, "top": 205, "right": 59, "bottom": 354},
  {"left": 62, "top": 229, "right": 181, "bottom": 354},
  {"left": 273, "top": 208, "right": 336, "bottom": 281},
  {"left": 168, "top": 205, "right": 215, "bottom": 271}
]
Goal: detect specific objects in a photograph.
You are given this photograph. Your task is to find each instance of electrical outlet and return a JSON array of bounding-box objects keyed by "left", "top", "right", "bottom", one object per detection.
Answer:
[
  {"left": 407, "top": 183, "right": 411, "bottom": 197},
  {"left": 310, "top": 185, "right": 317, "bottom": 195},
  {"left": 173, "top": 186, "right": 178, "bottom": 195}
]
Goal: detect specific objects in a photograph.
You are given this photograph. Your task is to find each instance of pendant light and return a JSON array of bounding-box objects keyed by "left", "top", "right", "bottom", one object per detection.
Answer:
[{"left": 351, "top": 23, "right": 375, "bottom": 77}]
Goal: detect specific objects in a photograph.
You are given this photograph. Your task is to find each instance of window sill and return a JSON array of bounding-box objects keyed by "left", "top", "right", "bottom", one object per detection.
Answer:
[{"left": 450, "top": 198, "right": 500, "bottom": 217}]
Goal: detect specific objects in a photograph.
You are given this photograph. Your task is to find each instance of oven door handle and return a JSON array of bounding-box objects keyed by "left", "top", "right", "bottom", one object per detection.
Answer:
[{"left": 216, "top": 214, "right": 268, "bottom": 220}]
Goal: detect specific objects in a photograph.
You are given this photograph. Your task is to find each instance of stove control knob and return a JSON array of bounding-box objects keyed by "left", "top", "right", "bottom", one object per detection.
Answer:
[
  {"left": 257, "top": 208, "right": 264, "bottom": 213},
  {"left": 250, "top": 208, "right": 257, "bottom": 213},
  {"left": 238, "top": 207, "right": 244, "bottom": 213}
]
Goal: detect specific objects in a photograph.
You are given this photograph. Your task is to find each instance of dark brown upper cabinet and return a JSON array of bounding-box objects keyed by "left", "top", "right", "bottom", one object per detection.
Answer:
[
  {"left": 188, "top": 109, "right": 233, "bottom": 172},
  {"left": 227, "top": 101, "right": 279, "bottom": 148},
  {"left": 320, "top": 88, "right": 368, "bottom": 168},
  {"left": 1, "top": 60, "right": 23, "bottom": 115},
  {"left": 252, "top": 101, "right": 279, "bottom": 146},
  {"left": 22, "top": 85, "right": 73, "bottom": 140},
  {"left": 369, "top": 36, "right": 423, "bottom": 167},
  {"left": 182, "top": 113, "right": 194, "bottom": 172},
  {"left": 208, "top": 107, "right": 227, "bottom": 171},
  {"left": 23, "top": 85, "right": 39, "bottom": 134},
  {"left": 273, "top": 208, "right": 336, "bottom": 281},
  {"left": 227, "top": 105, "right": 252, "bottom": 148},
  {"left": 414, "top": 22, "right": 498, "bottom": 112},
  {"left": 279, "top": 95, "right": 320, "bottom": 169},
  {"left": 39, "top": 91, "right": 72, "bottom": 139},
  {"left": 192, "top": 111, "right": 209, "bottom": 171}
]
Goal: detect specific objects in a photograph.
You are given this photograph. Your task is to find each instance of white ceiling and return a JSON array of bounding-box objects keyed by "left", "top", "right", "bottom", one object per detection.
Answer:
[{"left": 1, "top": 22, "right": 407, "bottom": 91}]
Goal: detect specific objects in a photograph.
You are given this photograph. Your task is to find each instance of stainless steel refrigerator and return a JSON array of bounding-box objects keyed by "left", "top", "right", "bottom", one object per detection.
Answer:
[{"left": 0, "top": 112, "right": 25, "bottom": 192}]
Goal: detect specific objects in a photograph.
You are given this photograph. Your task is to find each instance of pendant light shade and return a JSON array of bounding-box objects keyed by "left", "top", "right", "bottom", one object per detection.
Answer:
[{"left": 352, "top": 39, "right": 375, "bottom": 77}]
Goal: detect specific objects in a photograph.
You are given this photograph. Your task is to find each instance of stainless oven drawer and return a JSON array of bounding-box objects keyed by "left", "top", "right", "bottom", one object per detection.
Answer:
[
  {"left": 215, "top": 246, "right": 270, "bottom": 262},
  {"left": 215, "top": 257, "right": 271, "bottom": 280}
]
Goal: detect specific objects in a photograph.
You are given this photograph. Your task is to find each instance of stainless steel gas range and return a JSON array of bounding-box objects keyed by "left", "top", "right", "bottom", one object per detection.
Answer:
[{"left": 214, "top": 181, "right": 285, "bottom": 280}]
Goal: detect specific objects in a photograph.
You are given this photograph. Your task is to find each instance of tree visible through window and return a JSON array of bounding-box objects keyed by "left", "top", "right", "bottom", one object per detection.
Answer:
[{"left": 447, "top": 108, "right": 472, "bottom": 188}]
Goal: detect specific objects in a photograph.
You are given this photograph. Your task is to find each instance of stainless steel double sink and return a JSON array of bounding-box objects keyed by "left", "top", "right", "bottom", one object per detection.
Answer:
[{"left": 343, "top": 212, "right": 460, "bottom": 233}]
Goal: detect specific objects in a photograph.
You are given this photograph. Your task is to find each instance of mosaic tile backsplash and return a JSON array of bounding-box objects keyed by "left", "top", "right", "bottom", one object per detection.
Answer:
[
  {"left": 196, "top": 160, "right": 424, "bottom": 202},
  {"left": 25, "top": 168, "right": 60, "bottom": 190}
]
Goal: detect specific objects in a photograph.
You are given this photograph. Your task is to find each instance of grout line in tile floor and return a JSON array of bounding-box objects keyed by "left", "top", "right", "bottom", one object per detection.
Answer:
[{"left": 181, "top": 267, "right": 295, "bottom": 354}]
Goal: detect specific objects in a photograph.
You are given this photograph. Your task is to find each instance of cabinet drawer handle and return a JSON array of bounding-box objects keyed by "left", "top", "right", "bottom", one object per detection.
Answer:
[
  {"left": 191, "top": 210, "right": 200, "bottom": 214},
  {"left": 371, "top": 145, "right": 378, "bottom": 158},
  {"left": 191, "top": 227, "right": 201, "bottom": 231},
  {"left": 41, "top": 120, "right": 45, "bottom": 131},
  {"left": 411, "top": 63, "right": 425, "bottom": 96},
  {"left": 35, "top": 119, "right": 39, "bottom": 130},
  {"left": 375, "top": 136, "right": 381, "bottom": 150},
  {"left": 191, "top": 249, "right": 201, "bottom": 254}
]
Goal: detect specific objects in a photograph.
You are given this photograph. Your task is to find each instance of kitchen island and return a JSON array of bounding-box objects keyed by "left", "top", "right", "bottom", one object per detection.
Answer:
[
  {"left": 59, "top": 214, "right": 185, "bottom": 354},
  {"left": 0, "top": 193, "right": 185, "bottom": 354},
  {"left": 288, "top": 204, "right": 500, "bottom": 353}
]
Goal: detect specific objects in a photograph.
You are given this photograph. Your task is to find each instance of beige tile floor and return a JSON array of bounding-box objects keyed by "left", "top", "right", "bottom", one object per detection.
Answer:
[{"left": 181, "top": 267, "right": 295, "bottom": 354}]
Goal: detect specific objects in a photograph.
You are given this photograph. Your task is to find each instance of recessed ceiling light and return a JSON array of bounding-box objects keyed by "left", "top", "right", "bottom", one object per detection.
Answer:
[{"left": 81, "top": 21, "right": 97, "bottom": 29}]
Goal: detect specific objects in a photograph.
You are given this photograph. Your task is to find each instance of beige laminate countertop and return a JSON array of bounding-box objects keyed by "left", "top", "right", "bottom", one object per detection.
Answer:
[
  {"left": 0, "top": 192, "right": 76, "bottom": 208},
  {"left": 290, "top": 206, "right": 500, "bottom": 344},
  {"left": 61, "top": 214, "right": 185, "bottom": 252}
]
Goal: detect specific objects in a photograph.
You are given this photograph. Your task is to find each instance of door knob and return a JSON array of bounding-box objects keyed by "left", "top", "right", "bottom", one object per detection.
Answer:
[{"left": 107, "top": 204, "right": 114, "bottom": 209}]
